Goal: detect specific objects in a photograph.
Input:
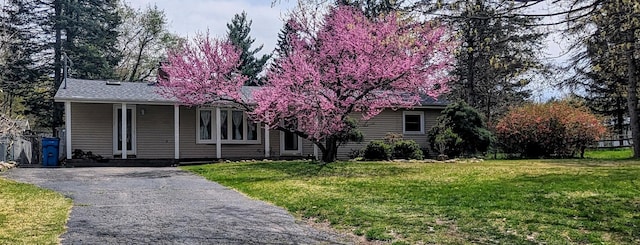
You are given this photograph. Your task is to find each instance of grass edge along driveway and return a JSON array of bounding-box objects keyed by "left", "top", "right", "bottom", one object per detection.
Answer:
[
  {"left": 184, "top": 159, "right": 640, "bottom": 244},
  {"left": 0, "top": 177, "right": 72, "bottom": 245}
]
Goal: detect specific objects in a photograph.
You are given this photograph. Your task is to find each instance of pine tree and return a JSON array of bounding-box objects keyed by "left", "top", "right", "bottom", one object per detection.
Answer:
[
  {"left": 563, "top": 0, "right": 640, "bottom": 154},
  {"left": 58, "top": 0, "right": 122, "bottom": 81},
  {"left": 273, "top": 19, "right": 294, "bottom": 60},
  {"left": 226, "top": 12, "right": 270, "bottom": 86},
  {"left": 0, "top": 0, "right": 48, "bottom": 117},
  {"left": 335, "top": 0, "right": 404, "bottom": 17},
  {"left": 433, "top": 0, "right": 545, "bottom": 123}
]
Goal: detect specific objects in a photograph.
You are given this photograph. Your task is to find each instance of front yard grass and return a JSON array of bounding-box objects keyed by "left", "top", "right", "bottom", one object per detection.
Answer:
[
  {"left": 0, "top": 178, "right": 72, "bottom": 244},
  {"left": 184, "top": 158, "right": 640, "bottom": 244}
]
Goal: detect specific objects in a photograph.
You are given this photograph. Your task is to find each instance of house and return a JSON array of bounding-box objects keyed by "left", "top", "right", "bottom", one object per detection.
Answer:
[{"left": 54, "top": 78, "right": 447, "bottom": 164}]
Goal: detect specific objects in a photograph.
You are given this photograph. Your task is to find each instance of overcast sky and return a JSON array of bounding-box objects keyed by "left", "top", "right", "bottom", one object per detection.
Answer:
[{"left": 125, "top": 0, "right": 296, "bottom": 57}]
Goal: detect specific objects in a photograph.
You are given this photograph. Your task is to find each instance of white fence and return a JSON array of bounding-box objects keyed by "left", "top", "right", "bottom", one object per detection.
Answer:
[{"left": 0, "top": 136, "right": 41, "bottom": 164}]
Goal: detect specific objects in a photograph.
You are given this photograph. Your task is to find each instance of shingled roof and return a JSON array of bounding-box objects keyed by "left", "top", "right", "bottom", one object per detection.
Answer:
[
  {"left": 54, "top": 78, "right": 446, "bottom": 106},
  {"left": 54, "top": 78, "right": 258, "bottom": 104}
]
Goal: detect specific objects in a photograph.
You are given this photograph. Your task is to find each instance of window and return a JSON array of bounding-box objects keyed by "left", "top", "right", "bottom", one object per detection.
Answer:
[
  {"left": 403, "top": 111, "right": 424, "bottom": 134},
  {"left": 196, "top": 108, "right": 260, "bottom": 144}
]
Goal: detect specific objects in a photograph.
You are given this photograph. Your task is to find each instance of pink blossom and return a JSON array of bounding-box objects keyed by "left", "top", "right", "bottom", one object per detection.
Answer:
[
  {"left": 158, "top": 32, "right": 247, "bottom": 105},
  {"left": 253, "top": 5, "right": 455, "bottom": 141}
]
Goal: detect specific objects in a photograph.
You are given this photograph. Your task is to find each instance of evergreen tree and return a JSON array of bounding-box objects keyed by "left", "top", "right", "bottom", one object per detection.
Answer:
[
  {"left": 569, "top": 32, "right": 628, "bottom": 145},
  {"left": 335, "top": 0, "right": 404, "bottom": 17},
  {"left": 226, "top": 12, "right": 270, "bottom": 86},
  {"left": 0, "top": 0, "right": 48, "bottom": 117},
  {"left": 432, "top": 0, "right": 545, "bottom": 123},
  {"left": 58, "top": 0, "right": 122, "bottom": 81},
  {"left": 562, "top": 0, "right": 640, "bottom": 154},
  {"left": 44, "top": 0, "right": 123, "bottom": 132},
  {"left": 273, "top": 19, "right": 294, "bottom": 60}
]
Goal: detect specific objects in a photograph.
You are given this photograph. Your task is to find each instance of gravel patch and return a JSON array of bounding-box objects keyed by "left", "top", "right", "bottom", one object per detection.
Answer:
[{"left": 2, "top": 167, "right": 352, "bottom": 244}]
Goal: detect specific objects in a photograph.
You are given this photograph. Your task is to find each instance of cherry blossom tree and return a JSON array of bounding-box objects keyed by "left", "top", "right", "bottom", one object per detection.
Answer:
[
  {"left": 253, "top": 5, "right": 455, "bottom": 162},
  {"left": 160, "top": 5, "right": 455, "bottom": 162}
]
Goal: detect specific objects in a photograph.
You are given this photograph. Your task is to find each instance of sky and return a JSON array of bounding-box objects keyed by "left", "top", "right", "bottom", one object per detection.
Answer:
[
  {"left": 126, "top": 0, "right": 297, "bottom": 57},
  {"left": 125, "top": 0, "right": 573, "bottom": 101}
]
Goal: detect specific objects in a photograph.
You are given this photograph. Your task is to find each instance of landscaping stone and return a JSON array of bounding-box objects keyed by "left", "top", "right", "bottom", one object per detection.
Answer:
[{"left": 0, "top": 161, "right": 17, "bottom": 171}]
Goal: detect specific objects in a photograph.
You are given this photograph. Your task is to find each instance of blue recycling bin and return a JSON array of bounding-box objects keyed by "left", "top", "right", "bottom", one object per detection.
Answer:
[{"left": 42, "top": 137, "right": 60, "bottom": 166}]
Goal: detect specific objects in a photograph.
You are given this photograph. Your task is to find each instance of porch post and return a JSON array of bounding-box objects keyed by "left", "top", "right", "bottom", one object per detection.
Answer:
[
  {"left": 215, "top": 107, "right": 221, "bottom": 159},
  {"left": 65, "top": 101, "right": 72, "bottom": 160},
  {"left": 314, "top": 144, "right": 319, "bottom": 160},
  {"left": 174, "top": 104, "right": 180, "bottom": 160},
  {"left": 264, "top": 125, "right": 270, "bottom": 158},
  {"left": 121, "top": 103, "right": 127, "bottom": 159}
]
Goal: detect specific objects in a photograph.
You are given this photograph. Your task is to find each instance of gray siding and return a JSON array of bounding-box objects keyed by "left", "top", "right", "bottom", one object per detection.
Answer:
[
  {"left": 336, "top": 108, "right": 441, "bottom": 160},
  {"left": 69, "top": 103, "right": 441, "bottom": 160},
  {"left": 178, "top": 107, "right": 273, "bottom": 159},
  {"left": 70, "top": 103, "right": 113, "bottom": 158},
  {"left": 136, "top": 105, "right": 174, "bottom": 158}
]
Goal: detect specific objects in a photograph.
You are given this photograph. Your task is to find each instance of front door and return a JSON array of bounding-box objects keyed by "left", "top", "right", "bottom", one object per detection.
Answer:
[{"left": 113, "top": 105, "right": 136, "bottom": 156}]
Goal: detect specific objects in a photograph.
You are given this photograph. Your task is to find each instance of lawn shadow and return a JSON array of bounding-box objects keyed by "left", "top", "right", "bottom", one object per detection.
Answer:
[{"left": 245, "top": 161, "right": 416, "bottom": 179}]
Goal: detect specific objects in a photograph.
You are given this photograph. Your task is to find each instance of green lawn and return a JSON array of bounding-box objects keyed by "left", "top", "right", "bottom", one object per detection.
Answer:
[
  {"left": 0, "top": 178, "right": 72, "bottom": 245},
  {"left": 184, "top": 157, "right": 640, "bottom": 244},
  {"left": 584, "top": 147, "right": 634, "bottom": 159}
]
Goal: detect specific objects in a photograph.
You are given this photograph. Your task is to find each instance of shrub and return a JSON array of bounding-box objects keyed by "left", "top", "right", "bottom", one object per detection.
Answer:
[
  {"left": 392, "top": 140, "right": 424, "bottom": 160},
  {"left": 431, "top": 126, "right": 462, "bottom": 156},
  {"left": 495, "top": 102, "right": 607, "bottom": 158},
  {"left": 428, "top": 102, "right": 494, "bottom": 157},
  {"left": 383, "top": 132, "right": 404, "bottom": 145},
  {"left": 363, "top": 140, "right": 391, "bottom": 160}
]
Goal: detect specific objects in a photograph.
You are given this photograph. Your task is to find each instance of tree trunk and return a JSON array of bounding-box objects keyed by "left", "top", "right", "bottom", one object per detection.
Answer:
[
  {"left": 617, "top": 95, "right": 625, "bottom": 146},
  {"left": 626, "top": 48, "right": 640, "bottom": 158},
  {"left": 52, "top": 0, "right": 63, "bottom": 136},
  {"left": 321, "top": 137, "right": 339, "bottom": 163},
  {"left": 128, "top": 39, "right": 148, "bottom": 82}
]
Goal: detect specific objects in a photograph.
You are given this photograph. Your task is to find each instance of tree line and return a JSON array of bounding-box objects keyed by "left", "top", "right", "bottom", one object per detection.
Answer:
[{"left": 0, "top": 0, "right": 268, "bottom": 133}]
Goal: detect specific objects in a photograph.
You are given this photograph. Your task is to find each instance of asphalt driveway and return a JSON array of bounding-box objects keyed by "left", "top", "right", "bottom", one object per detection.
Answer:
[{"left": 2, "top": 167, "right": 351, "bottom": 244}]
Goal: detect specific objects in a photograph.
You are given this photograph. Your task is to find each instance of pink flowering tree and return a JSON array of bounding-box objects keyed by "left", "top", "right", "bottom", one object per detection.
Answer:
[
  {"left": 160, "top": 5, "right": 455, "bottom": 162},
  {"left": 253, "top": 5, "right": 456, "bottom": 162},
  {"left": 159, "top": 32, "right": 248, "bottom": 106}
]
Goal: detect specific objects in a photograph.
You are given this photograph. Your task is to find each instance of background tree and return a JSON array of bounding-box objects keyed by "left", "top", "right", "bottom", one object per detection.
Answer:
[
  {"left": 335, "top": 0, "right": 404, "bottom": 17},
  {"left": 569, "top": 31, "right": 629, "bottom": 146},
  {"left": 45, "top": 0, "right": 123, "bottom": 133},
  {"left": 226, "top": 12, "right": 270, "bottom": 86},
  {"left": 431, "top": 0, "right": 545, "bottom": 123},
  {"left": 552, "top": 0, "right": 640, "bottom": 157},
  {"left": 55, "top": 0, "right": 122, "bottom": 80},
  {"left": 161, "top": 5, "right": 456, "bottom": 162},
  {"left": 115, "top": 4, "right": 182, "bottom": 82},
  {"left": 0, "top": 0, "right": 49, "bottom": 123}
]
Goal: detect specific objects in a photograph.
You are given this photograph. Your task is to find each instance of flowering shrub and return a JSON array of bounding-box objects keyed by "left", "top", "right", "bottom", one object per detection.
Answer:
[{"left": 495, "top": 102, "right": 607, "bottom": 158}]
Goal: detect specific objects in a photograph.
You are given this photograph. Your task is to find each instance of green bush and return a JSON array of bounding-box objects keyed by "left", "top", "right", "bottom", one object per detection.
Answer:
[
  {"left": 363, "top": 140, "right": 391, "bottom": 160},
  {"left": 428, "top": 102, "right": 494, "bottom": 157},
  {"left": 392, "top": 140, "right": 424, "bottom": 160}
]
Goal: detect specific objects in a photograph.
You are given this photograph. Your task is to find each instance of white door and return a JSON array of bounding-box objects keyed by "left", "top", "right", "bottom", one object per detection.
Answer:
[{"left": 113, "top": 105, "right": 137, "bottom": 156}]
